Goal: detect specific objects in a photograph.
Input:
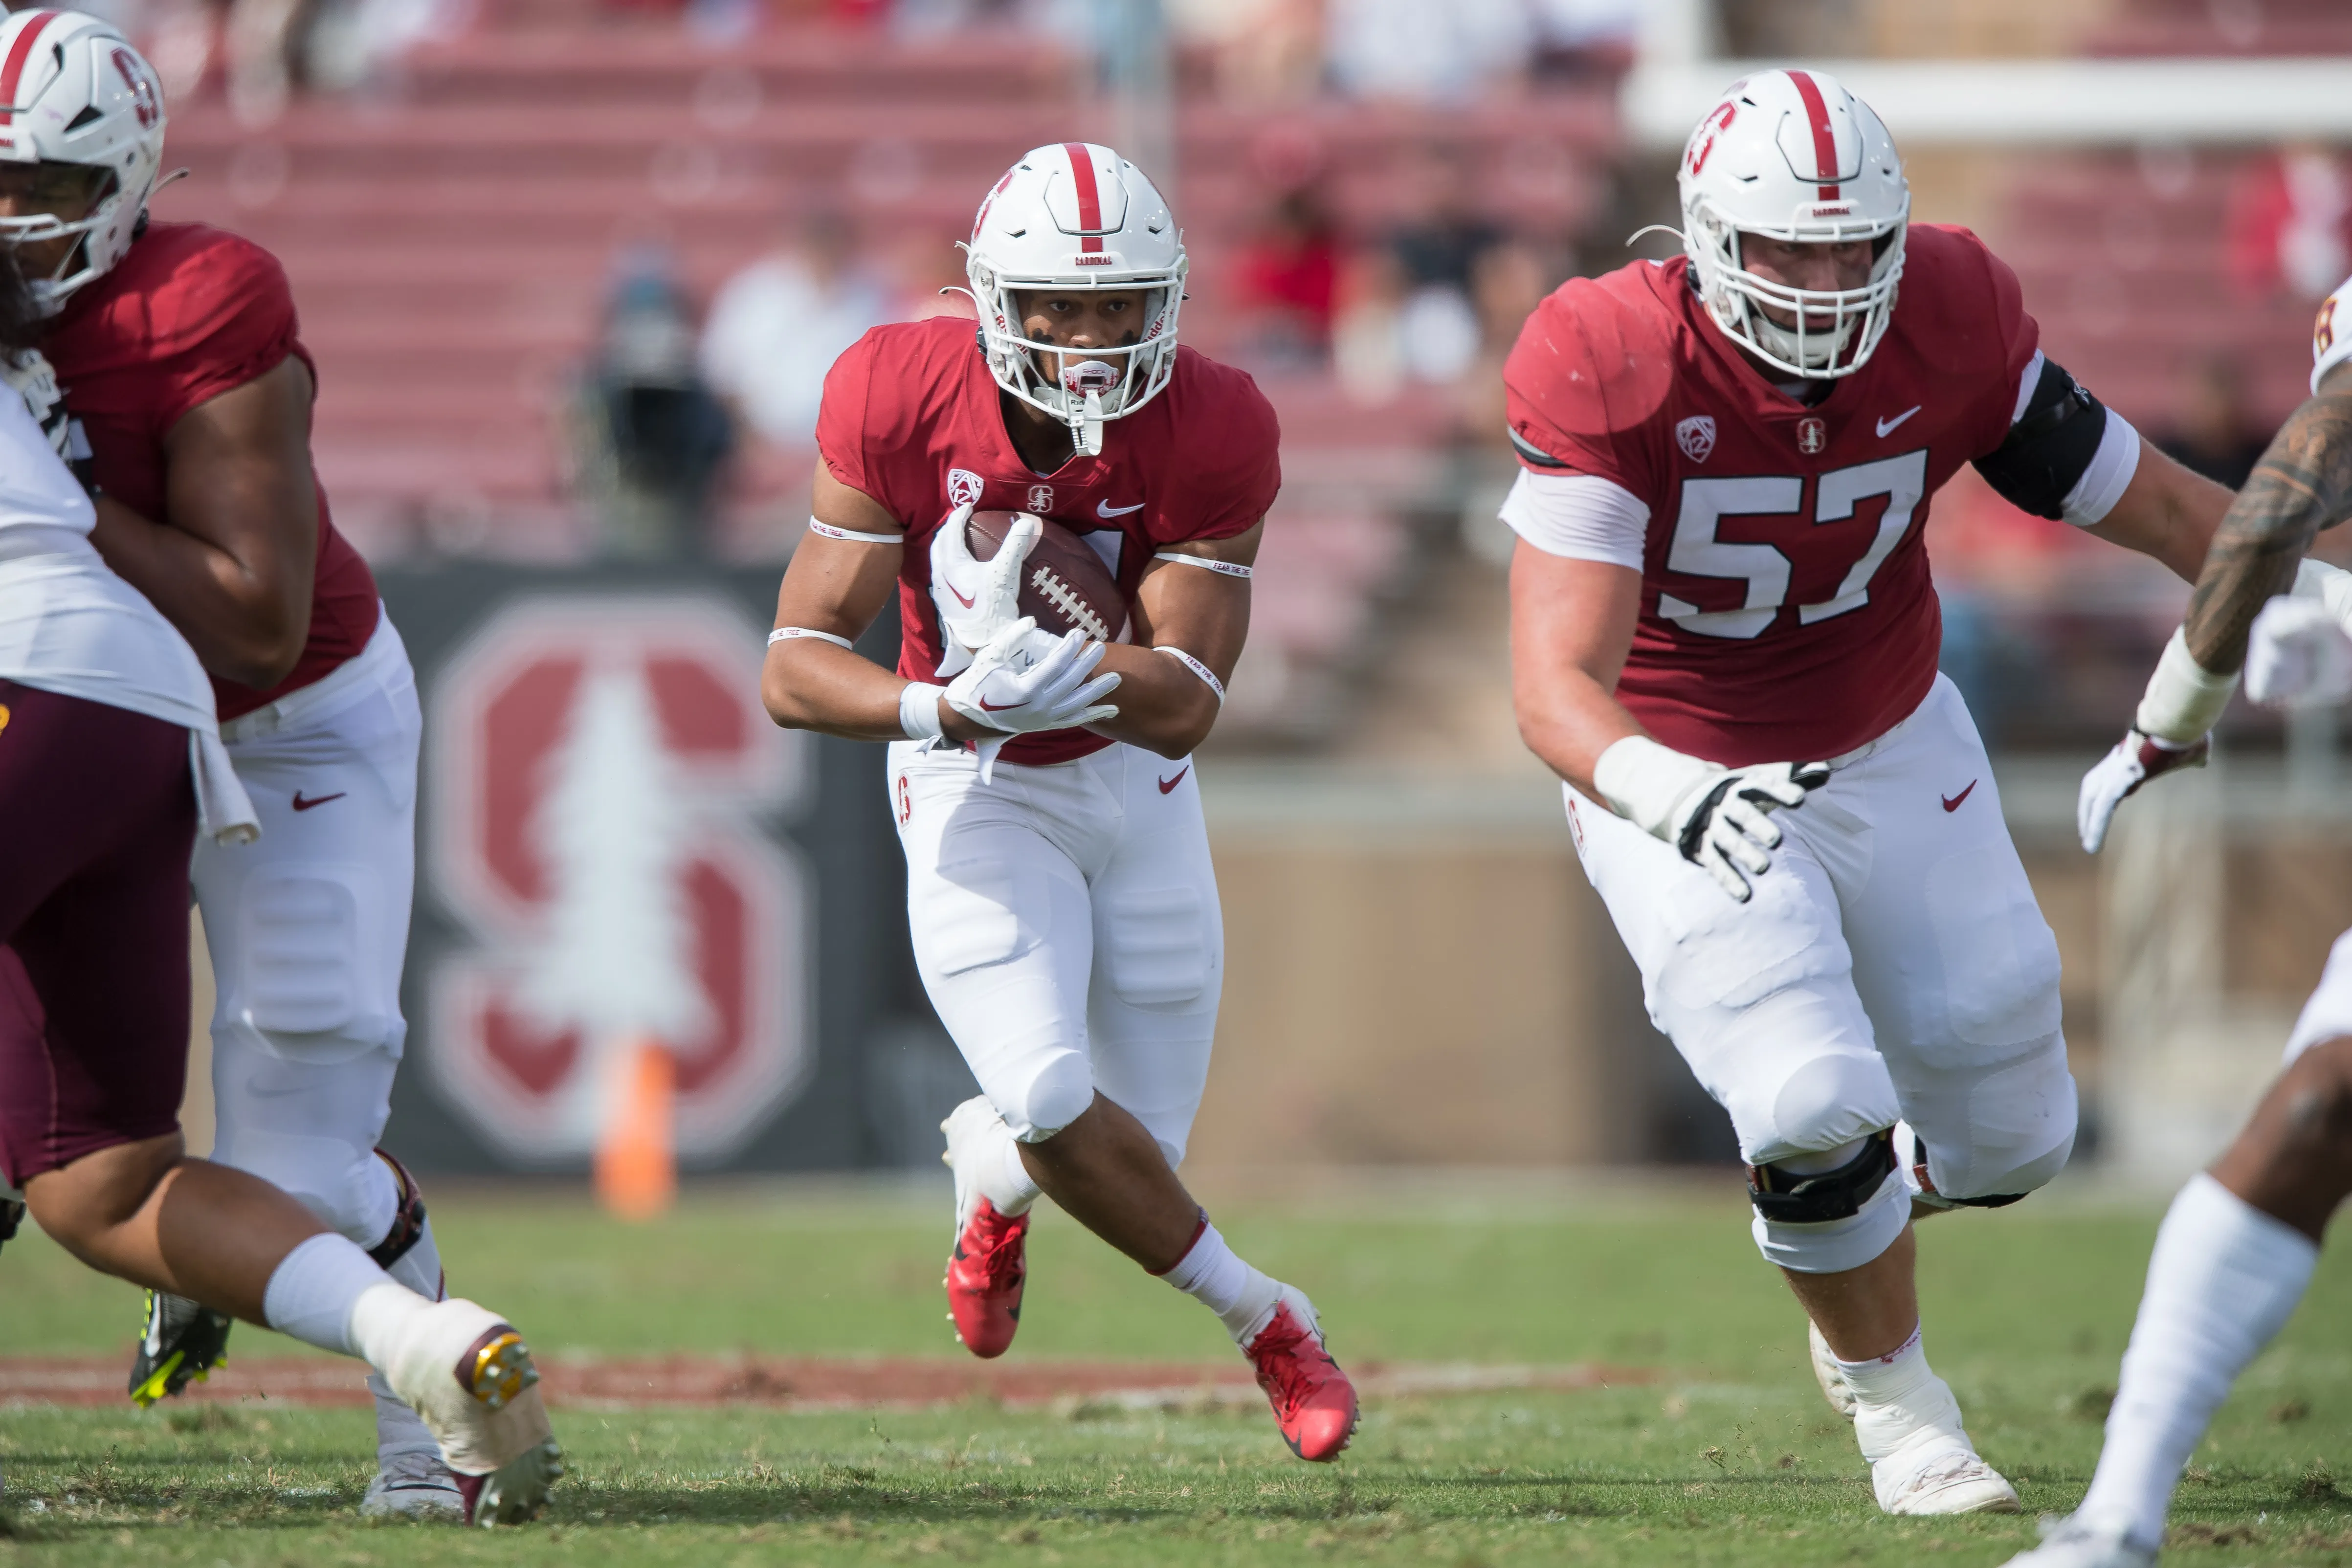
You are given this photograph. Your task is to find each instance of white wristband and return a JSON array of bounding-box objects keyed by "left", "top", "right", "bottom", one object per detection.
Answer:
[
  {"left": 2135, "top": 626, "right": 2239, "bottom": 744},
  {"left": 899, "top": 681, "right": 948, "bottom": 740},
  {"left": 1591, "top": 734, "right": 1719, "bottom": 841},
  {"left": 1154, "top": 645, "right": 1225, "bottom": 703},
  {"left": 768, "top": 626, "right": 853, "bottom": 649},
  {"left": 810, "top": 515, "right": 905, "bottom": 545},
  {"left": 1153, "top": 551, "right": 1252, "bottom": 579}
]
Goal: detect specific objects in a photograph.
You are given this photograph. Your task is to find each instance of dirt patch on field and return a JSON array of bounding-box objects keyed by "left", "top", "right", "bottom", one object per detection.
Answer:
[{"left": 0, "top": 1356, "right": 1654, "bottom": 1412}]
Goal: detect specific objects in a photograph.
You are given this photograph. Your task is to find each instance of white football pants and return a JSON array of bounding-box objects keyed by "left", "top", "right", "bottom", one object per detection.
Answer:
[
  {"left": 2286, "top": 928, "right": 2352, "bottom": 1062},
  {"left": 195, "top": 609, "right": 420, "bottom": 1254},
  {"left": 889, "top": 739, "right": 1222, "bottom": 1168},
  {"left": 1568, "top": 675, "right": 2077, "bottom": 1274}
]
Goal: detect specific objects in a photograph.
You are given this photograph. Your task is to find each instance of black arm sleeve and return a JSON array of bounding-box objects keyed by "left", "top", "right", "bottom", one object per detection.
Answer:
[{"left": 1971, "top": 355, "right": 2112, "bottom": 521}]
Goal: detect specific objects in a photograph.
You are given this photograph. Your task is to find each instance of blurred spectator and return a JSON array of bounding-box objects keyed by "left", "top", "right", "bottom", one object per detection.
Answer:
[
  {"left": 1332, "top": 249, "right": 1408, "bottom": 405},
  {"left": 1525, "top": 0, "right": 1636, "bottom": 81},
  {"left": 2156, "top": 356, "right": 2272, "bottom": 491},
  {"left": 700, "top": 209, "right": 892, "bottom": 450},
  {"left": 566, "top": 252, "right": 734, "bottom": 559},
  {"left": 885, "top": 231, "right": 978, "bottom": 324},
  {"left": 1167, "top": 0, "right": 1322, "bottom": 103},
  {"left": 2226, "top": 145, "right": 2350, "bottom": 301},
  {"left": 1325, "top": 0, "right": 1529, "bottom": 104},
  {"left": 1389, "top": 144, "right": 1505, "bottom": 294},
  {"left": 1232, "top": 185, "right": 1340, "bottom": 369}
]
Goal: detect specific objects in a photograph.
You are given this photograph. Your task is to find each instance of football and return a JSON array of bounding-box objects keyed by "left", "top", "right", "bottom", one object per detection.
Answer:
[{"left": 966, "top": 509, "right": 1130, "bottom": 645}]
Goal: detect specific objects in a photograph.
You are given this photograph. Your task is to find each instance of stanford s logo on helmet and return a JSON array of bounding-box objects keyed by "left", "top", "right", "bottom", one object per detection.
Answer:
[
  {"left": 0, "top": 10, "right": 169, "bottom": 312},
  {"left": 1676, "top": 68, "right": 1908, "bottom": 380},
  {"left": 964, "top": 142, "right": 1187, "bottom": 455}
]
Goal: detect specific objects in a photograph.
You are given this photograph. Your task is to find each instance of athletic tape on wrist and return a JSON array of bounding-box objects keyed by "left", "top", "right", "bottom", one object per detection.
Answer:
[
  {"left": 768, "top": 626, "right": 853, "bottom": 649},
  {"left": 1154, "top": 645, "right": 1224, "bottom": 703},
  {"left": 900, "top": 681, "right": 948, "bottom": 740},
  {"left": 1152, "top": 551, "right": 1252, "bottom": 579},
  {"left": 809, "top": 515, "right": 905, "bottom": 545},
  {"left": 2135, "top": 626, "right": 2239, "bottom": 744}
]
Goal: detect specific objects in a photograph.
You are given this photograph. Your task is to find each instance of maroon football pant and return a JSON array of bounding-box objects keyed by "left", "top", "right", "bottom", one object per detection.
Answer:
[{"left": 0, "top": 680, "right": 196, "bottom": 1185}]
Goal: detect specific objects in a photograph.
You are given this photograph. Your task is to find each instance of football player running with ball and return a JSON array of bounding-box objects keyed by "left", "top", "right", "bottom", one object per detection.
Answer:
[
  {"left": 2014, "top": 290, "right": 2352, "bottom": 1568},
  {"left": 761, "top": 143, "right": 1357, "bottom": 1461},
  {"left": 0, "top": 12, "right": 462, "bottom": 1516},
  {"left": 1505, "top": 70, "right": 2234, "bottom": 1514}
]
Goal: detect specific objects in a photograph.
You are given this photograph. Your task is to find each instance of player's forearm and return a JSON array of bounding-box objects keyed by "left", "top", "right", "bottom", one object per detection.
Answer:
[
  {"left": 87, "top": 494, "right": 310, "bottom": 687},
  {"left": 1513, "top": 666, "right": 1645, "bottom": 799},
  {"left": 1084, "top": 641, "right": 1223, "bottom": 759},
  {"left": 761, "top": 642, "right": 986, "bottom": 744},
  {"left": 2183, "top": 388, "right": 2352, "bottom": 673}
]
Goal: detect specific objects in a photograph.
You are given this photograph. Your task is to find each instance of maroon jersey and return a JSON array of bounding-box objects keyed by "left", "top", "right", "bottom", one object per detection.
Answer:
[
  {"left": 1504, "top": 224, "right": 2038, "bottom": 766},
  {"left": 44, "top": 223, "right": 380, "bottom": 723},
  {"left": 818, "top": 314, "right": 1280, "bottom": 765}
]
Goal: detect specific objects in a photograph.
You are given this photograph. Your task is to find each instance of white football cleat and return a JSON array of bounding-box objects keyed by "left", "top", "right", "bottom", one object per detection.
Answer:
[
  {"left": 1874, "top": 1431, "right": 2021, "bottom": 1516},
  {"left": 1999, "top": 1516, "right": 2157, "bottom": 1568},
  {"left": 1807, "top": 1321, "right": 1858, "bottom": 1420},
  {"left": 359, "top": 1449, "right": 466, "bottom": 1519},
  {"left": 380, "top": 1297, "right": 563, "bottom": 1526}
]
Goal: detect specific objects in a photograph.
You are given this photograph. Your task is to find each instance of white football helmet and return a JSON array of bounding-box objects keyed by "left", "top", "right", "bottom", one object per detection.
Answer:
[
  {"left": 1677, "top": 68, "right": 1908, "bottom": 380},
  {"left": 965, "top": 142, "right": 1186, "bottom": 456},
  {"left": 0, "top": 9, "right": 167, "bottom": 312}
]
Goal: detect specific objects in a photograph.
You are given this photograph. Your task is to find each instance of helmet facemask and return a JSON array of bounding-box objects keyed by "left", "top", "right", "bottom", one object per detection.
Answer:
[
  {"left": 969, "top": 250, "right": 1185, "bottom": 457},
  {"left": 0, "top": 162, "right": 128, "bottom": 313},
  {"left": 1684, "top": 187, "right": 1908, "bottom": 382}
]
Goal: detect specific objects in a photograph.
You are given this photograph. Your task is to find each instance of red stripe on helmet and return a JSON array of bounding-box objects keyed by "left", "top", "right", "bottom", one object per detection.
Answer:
[
  {"left": 1785, "top": 69, "right": 1841, "bottom": 200},
  {"left": 1063, "top": 141, "right": 1103, "bottom": 254},
  {"left": 0, "top": 12, "right": 61, "bottom": 125}
]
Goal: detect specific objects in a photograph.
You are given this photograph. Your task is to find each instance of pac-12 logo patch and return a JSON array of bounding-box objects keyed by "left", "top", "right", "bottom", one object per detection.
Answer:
[
  {"left": 1026, "top": 483, "right": 1055, "bottom": 514},
  {"left": 1796, "top": 416, "right": 1828, "bottom": 455},
  {"left": 947, "top": 468, "right": 985, "bottom": 508},
  {"left": 1675, "top": 416, "right": 1716, "bottom": 463}
]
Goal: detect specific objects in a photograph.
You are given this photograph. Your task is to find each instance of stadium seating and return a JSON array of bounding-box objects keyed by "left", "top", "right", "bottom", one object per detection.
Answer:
[{"left": 149, "top": 12, "right": 1619, "bottom": 738}]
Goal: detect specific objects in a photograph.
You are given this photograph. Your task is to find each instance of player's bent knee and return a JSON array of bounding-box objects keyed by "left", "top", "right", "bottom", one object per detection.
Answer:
[
  {"left": 1916, "top": 1042, "right": 2079, "bottom": 1205},
  {"left": 208, "top": 1131, "right": 383, "bottom": 1240},
  {"left": 1748, "top": 1134, "right": 1909, "bottom": 1275},
  {"left": 1738, "top": 1050, "right": 1901, "bottom": 1168},
  {"left": 999, "top": 1053, "right": 1096, "bottom": 1144}
]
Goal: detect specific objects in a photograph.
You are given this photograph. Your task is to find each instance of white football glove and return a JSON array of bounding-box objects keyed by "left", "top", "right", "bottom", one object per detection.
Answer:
[
  {"left": 2076, "top": 729, "right": 2207, "bottom": 854},
  {"left": 1593, "top": 736, "right": 1829, "bottom": 903},
  {"left": 943, "top": 619, "right": 1120, "bottom": 780},
  {"left": 2247, "top": 594, "right": 2352, "bottom": 708},
  {"left": 930, "top": 505, "right": 1037, "bottom": 679}
]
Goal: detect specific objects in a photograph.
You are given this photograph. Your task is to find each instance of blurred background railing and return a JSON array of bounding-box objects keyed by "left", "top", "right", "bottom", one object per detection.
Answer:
[{"left": 86, "top": 0, "right": 2352, "bottom": 1192}]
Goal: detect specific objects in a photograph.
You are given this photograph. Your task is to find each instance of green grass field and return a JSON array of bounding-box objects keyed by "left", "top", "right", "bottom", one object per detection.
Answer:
[{"left": 4, "top": 1181, "right": 2350, "bottom": 1565}]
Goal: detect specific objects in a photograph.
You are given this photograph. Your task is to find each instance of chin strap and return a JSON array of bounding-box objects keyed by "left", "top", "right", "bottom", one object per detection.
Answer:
[{"left": 1073, "top": 390, "right": 1106, "bottom": 456}]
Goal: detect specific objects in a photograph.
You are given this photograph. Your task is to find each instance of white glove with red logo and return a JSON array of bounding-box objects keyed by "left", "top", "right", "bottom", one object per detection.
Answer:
[
  {"left": 943, "top": 619, "right": 1119, "bottom": 781},
  {"left": 2247, "top": 593, "right": 2352, "bottom": 708},
  {"left": 2078, "top": 627, "right": 2235, "bottom": 853},
  {"left": 930, "top": 504, "right": 1034, "bottom": 679},
  {"left": 1593, "top": 736, "right": 1829, "bottom": 903}
]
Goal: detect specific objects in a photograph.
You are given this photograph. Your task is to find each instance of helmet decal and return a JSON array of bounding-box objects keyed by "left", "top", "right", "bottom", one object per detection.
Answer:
[{"left": 1784, "top": 69, "right": 1842, "bottom": 198}]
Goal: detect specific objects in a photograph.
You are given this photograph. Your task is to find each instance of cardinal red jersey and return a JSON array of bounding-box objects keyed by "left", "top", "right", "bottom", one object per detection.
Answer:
[
  {"left": 1504, "top": 223, "right": 2039, "bottom": 766},
  {"left": 43, "top": 223, "right": 379, "bottom": 722},
  {"left": 818, "top": 314, "right": 1280, "bottom": 765}
]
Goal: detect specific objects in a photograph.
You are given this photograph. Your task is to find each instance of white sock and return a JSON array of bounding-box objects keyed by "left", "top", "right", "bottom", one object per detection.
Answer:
[
  {"left": 2076, "top": 1173, "right": 2318, "bottom": 1548},
  {"left": 262, "top": 1233, "right": 396, "bottom": 1357},
  {"left": 1157, "top": 1222, "right": 1282, "bottom": 1343},
  {"left": 1835, "top": 1326, "right": 1970, "bottom": 1463},
  {"left": 993, "top": 1127, "right": 1043, "bottom": 1218}
]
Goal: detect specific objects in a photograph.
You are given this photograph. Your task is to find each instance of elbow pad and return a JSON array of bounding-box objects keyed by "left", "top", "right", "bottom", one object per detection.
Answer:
[{"left": 1973, "top": 356, "right": 2115, "bottom": 522}]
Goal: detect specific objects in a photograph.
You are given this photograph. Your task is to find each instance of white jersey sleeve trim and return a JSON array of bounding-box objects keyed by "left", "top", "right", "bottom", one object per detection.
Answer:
[
  {"left": 1498, "top": 470, "right": 1650, "bottom": 570},
  {"left": 2060, "top": 411, "right": 2141, "bottom": 528},
  {"left": 2314, "top": 279, "right": 2352, "bottom": 395},
  {"left": 2010, "top": 349, "right": 2046, "bottom": 426}
]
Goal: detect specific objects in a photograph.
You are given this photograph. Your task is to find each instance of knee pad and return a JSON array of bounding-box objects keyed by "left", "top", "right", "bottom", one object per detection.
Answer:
[
  {"left": 1731, "top": 1046, "right": 1902, "bottom": 1168},
  {"left": 1910, "top": 1044, "right": 2078, "bottom": 1205},
  {"left": 1003, "top": 1051, "right": 1095, "bottom": 1144},
  {"left": 1749, "top": 1141, "right": 1910, "bottom": 1276},
  {"left": 210, "top": 1127, "right": 394, "bottom": 1244}
]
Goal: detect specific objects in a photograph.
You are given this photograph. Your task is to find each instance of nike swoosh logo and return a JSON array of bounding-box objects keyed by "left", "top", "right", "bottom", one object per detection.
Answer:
[
  {"left": 1941, "top": 780, "right": 1976, "bottom": 813},
  {"left": 946, "top": 582, "right": 975, "bottom": 608},
  {"left": 977, "top": 697, "right": 1025, "bottom": 711},
  {"left": 1877, "top": 406, "right": 1921, "bottom": 438},
  {"left": 291, "top": 791, "right": 346, "bottom": 812},
  {"left": 1097, "top": 499, "right": 1146, "bottom": 519},
  {"left": 1158, "top": 766, "right": 1190, "bottom": 795}
]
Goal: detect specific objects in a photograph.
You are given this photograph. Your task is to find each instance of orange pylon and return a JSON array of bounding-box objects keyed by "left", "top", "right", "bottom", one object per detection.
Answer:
[{"left": 595, "top": 1038, "right": 675, "bottom": 1220}]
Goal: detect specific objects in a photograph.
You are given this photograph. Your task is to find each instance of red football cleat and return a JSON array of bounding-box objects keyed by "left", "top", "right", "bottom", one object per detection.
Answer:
[
  {"left": 1243, "top": 1287, "right": 1358, "bottom": 1462},
  {"left": 945, "top": 1196, "right": 1029, "bottom": 1359}
]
